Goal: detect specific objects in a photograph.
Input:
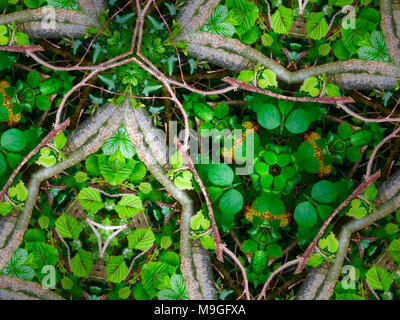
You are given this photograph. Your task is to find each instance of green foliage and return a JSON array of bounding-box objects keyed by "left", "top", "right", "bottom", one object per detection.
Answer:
[{"left": 3, "top": 0, "right": 400, "bottom": 302}]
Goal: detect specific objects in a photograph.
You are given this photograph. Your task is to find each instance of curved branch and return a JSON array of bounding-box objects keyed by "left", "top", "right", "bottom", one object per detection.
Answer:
[
  {"left": 176, "top": 31, "right": 400, "bottom": 89},
  {"left": 314, "top": 192, "right": 400, "bottom": 299},
  {"left": 0, "top": 275, "right": 64, "bottom": 300},
  {"left": 123, "top": 98, "right": 210, "bottom": 300},
  {"left": 0, "top": 108, "right": 123, "bottom": 271},
  {"left": 177, "top": 0, "right": 220, "bottom": 34},
  {"left": 380, "top": 0, "right": 400, "bottom": 66}
]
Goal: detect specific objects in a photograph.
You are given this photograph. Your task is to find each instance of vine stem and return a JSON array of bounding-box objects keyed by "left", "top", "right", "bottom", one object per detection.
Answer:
[
  {"left": 257, "top": 258, "right": 301, "bottom": 300},
  {"left": 294, "top": 170, "right": 381, "bottom": 274},
  {"left": 221, "top": 245, "right": 250, "bottom": 300},
  {"left": 222, "top": 77, "right": 354, "bottom": 104},
  {"left": 176, "top": 139, "right": 223, "bottom": 261},
  {"left": 54, "top": 228, "right": 71, "bottom": 272},
  {"left": 124, "top": 244, "right": 156, "bottom": 282},
  {"left": 365, "top": 126, "right": 400, "bottom": 179}
]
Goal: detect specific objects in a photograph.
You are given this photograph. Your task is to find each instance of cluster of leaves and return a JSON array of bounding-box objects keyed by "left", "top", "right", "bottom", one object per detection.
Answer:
[{"left": 1, "top": 0, "right": 400, "bottom": 301}]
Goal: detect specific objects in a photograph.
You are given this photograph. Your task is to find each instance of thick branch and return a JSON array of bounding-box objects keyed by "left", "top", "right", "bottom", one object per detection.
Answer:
[
  {"left": 176, "top": 31, "right": 400, "bottom": 89},
  {"left": 380, "top": 0, "right": 400, "bottom": 66},
  {"left": 123, "top": 99, "right": 213, "bottom": 300},
  {"left": 0, "top": 108, "right": 122, "bottom": 271},
  {"left": 0, "top": 275, "right": 63, "bottom": 300}
]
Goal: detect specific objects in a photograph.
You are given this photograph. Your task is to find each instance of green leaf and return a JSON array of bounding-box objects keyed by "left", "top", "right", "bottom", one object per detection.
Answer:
[
  {"left": 387, "top": 239, "right": 400, "bottom": 263},
  {"left": 252, "top": 250, "right": 267, "bottom": 274},
  {"left": 8, "top": 180, "right": 28, "bottom": 201},
  {"left": 53, "top": 131, "right": 67, "bottom": 150},
  {"left": 106, "top": 255, "right": 128, "bottom": 283},
  {"left": 35, "top": 95, "right": 50, "bottom": 111},
  {"left": 312, "top": 180, "right": 337, "bottom": 204},
  {"left": 158, "top": 274, "right": 188, "bottom": 300},
  {"left": 76, "top": 187, "right": 104, "bottom": 213},
  {"left": 208, "top": 163, "right": 234, "bottom": 187},
  {"left": 219, "top": 189, "right": 243, "bottom": 215},
  {"left": 237, "top": 70, "right": 254, "bottom": 83},
  {"left": 55, "top": 214, "right": 82, "bottom": 240},
  {"left": 2, "top": 248, "right": 34, "bottom": 280},
  {"left": 102, "top": 126, "right": 135, "bottom": 159},
  {"left": 0, "top": 153, "right": 6, "bottom": 176},
  {"left": 300, "top": 77, "right": 319, "bottom": 96},
  {"left": 193, "top": 102, "right": 214, "bottom": 122},
  {"left": 226, "top": 0, "right": 259, "bottom": 36},
  {"left": 141, "top": 261, "right": 175, "bottom": 298},
  {"left": 40, "top": 78, "right": 63, "bottom": 95},
  {"left": 338, "top": 122, "right": 352, "bottom": 139},
  {"left": 0, "top": 201, "right": 12, "bottom": 216},
  {"left": 214, "top": 102, "right": 229, "bottom": 119},
  {"left": 270, "top": 6, "right": 293, "bottom": 34},
  {"left": 266, "top": 243, "right": 282, "bottom": 258},
  {"left": 27, "top": 70, "right": 41, "bottom": 88},
  {"left": 285, "top": 109, "right": 310, "bottom": 134},
  {"left": 70, "top": 249, "right": 94, "bottom": 278},
  {"left": 241, "top": 239, "right": 258, "bottom": 253},
  {"left": 128, "top": 228, "right": 155, "bottom": 251},
  {"left": 114, "top": 194, "right": 143, "bottom": 218},
  {"left": 306, "top": 12, "right": 328, "bottom": 40},
  {"left": 1, "top": 128, "right": 26, "bottom": 152},
  {"left": 346, "top": 146, "right": 361, "bottom": 162},
  {"left": 257, "top": 104, "right": 281, "bottom": 130},
  {"left": 366, "top": 265, "right": 393, "bottom": 291},
  {"left": 258, "top": 69, "right": 278, "bottom": 88},
  {"left": 350, "top": 130, "right": 373, "bottom": 146},
  {"left": 294, "top": 201, "right": 318, "bottom": 227},
  {"left": 358, "top": 31, "right": 389, "bottom": 62}
]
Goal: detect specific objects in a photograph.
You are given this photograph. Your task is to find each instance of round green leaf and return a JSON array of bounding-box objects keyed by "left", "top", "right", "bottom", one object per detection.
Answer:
[
  {"left": 257, "top": 104, "right": 281, "bottom": 130},
  {"left": 219, "top": 189, "right": 243, "bottom": 215},
  {"left": 208, "top": 163, "right": 234, "bottom": 186},
  {"left": 285, "top": 109, "right": 310, "bottom": 134},
  {"left": 1, "top": 128, "right": 26, "bottom": 152},
  {"left": 311, "top": 180, "right": 337, "bottom": 204},
  {"left": 294, "top": 201, "right": 318, "bottom": 227}
]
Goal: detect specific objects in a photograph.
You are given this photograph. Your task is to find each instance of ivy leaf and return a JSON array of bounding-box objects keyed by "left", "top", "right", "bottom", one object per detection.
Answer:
[
  {"left": 76, "top": 187, "right": 104, "bottom": 214},
  {"left": 366, "top": 265, "right": 393, "bottom": 291},
  {"left": 106, "top": 255, "right": 129, "bottom": 283},
  {"left": 128, "top": 228, "right": 155, "bottom": 251},
  {"left": 306, "top": 12, "right": 328, "bottom": 40},
  {"left": 270, "top": 6, "right": 293, "bottom": 34},
  {"left": 114, "top": 194, "right": 143, "bottom": 218},
  {"left": 55, "top": 214, "right": 82, "bottom": 240}
]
